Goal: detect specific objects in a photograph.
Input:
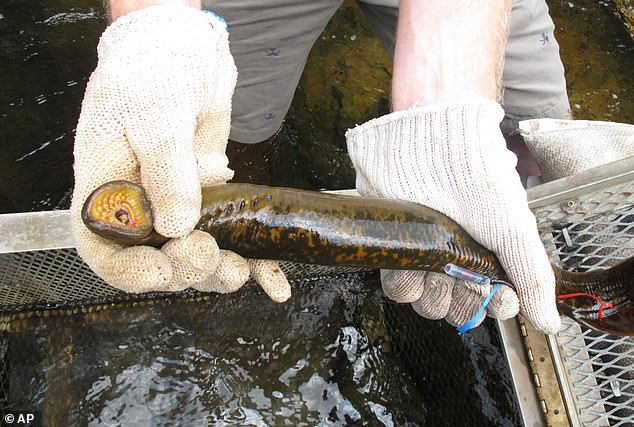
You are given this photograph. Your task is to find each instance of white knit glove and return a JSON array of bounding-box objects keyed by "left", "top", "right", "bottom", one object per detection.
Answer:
[
  {"left": 70, "top": 5, "right": 290, "bottom": 301},
  {"left": 346, "top": 100, "right": 561, "bottom": 334}
]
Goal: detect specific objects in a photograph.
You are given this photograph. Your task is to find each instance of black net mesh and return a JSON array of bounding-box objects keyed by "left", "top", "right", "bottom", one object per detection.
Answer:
[{"left": 0, "top": 273, "right": 521, "bottom": 426}]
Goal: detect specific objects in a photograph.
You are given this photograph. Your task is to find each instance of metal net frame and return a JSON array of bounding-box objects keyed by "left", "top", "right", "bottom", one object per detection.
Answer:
[
  {"left": 532, "top": 170, "right": 634, "bottom": 427},
  {"left": 0, "top": 157, "right": 632, "bottom": 425}
]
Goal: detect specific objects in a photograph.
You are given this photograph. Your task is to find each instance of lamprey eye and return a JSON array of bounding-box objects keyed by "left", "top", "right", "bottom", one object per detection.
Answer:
[{"left": 81, "top": 180, "right": 154, "bottom": 243}]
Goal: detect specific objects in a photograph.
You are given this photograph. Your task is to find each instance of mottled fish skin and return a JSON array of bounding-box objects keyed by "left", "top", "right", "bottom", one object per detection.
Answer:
[
  {"left": 197, "top": 184, "right": 633, "bottom": 336},
  {"left": 553, "top": 259, "right": 633, "bottom": 336},
  {"left": 83, "top": 182, "right": 634, "bottom": 336},
  {"left": 198, "top": 184, "right": 506, "bottom": 279}
]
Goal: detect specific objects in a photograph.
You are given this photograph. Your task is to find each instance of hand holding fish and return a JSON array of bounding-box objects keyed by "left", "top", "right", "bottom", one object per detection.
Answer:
[
  {"left": 70, "top": 5, "right": 290, "bottom": 300},
  {"left": 351, "top": 1, "right": 560, "bottom": 334},
  {"left": 346, "top": 100, "right": 562, "bottom": 334}
]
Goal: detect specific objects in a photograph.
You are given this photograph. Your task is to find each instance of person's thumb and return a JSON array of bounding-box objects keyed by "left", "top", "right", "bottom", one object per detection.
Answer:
[
  {"left": 129, "top": 115, "right": 202, "bottom": 238},
  {"left": 501, "top": 235, "right": 561, "bottom": 334}
]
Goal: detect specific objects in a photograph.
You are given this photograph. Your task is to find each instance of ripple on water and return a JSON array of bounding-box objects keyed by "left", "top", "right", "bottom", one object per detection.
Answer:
[{"left": 7, "top": 275, "right": 452, "bottom": 425}]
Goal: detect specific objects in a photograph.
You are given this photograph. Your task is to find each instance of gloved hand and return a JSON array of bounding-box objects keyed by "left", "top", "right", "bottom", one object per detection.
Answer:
[
  {"left": 70, "top": 5, "right": 290, "bottom": 302},
  {"left": 346, "top": 99, "right": 561, "bottom": 334},
  {"left": 379, "top": 270, "right": 520, "bottom": 330}
]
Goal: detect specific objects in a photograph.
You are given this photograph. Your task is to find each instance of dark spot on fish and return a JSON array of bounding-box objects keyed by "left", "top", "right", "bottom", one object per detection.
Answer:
[{"left": 239, "top": 200, "right": 245, "bottom": 211}]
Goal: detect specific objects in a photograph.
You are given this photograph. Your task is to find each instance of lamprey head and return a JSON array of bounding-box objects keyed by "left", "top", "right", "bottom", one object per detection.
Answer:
[{"left": 81, "top": 180, "right": 155, "bottom": 245}]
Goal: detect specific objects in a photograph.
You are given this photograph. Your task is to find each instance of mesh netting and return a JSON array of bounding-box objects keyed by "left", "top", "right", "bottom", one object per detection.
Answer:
[
  {"left": 533, "top": 178, "right": 634, "bottom": 426},
  {"left": 535, "top": 184, "right": 634, "bottom": 270},
  {"left": 556, "top": 321, "right": 634, "bottom": 426},
  {"left": 0, "top": 248, "right": 372, "bottom": 318},
  {"left": 0, "top": 271, "right": 523, "bottom": 425},
  {"left": 0, "top": 249, "right": 118, "bottom": 311}
]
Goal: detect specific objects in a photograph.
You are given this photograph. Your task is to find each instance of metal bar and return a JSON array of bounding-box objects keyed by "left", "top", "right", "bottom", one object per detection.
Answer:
[
  {"left": 546, "top": 332, "right": 588, "bottom": 426},
  {"left": 527, "top": 156, "right": 634, "bottom": 209},
  {"left": 0, "top": 210, "right": 72, "bottom": 254},
  {"left": 497, "top": 318, "right": 549, "bottom": 426}
]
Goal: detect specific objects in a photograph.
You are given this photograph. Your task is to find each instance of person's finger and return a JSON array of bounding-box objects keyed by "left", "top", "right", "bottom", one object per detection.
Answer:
[
  {"left": 127, "top": 109, "right": 201, "bottom": 238},
  {"left": 380, "top": 270, "right": 427, "bottom": 303},
  {"left": 499, "top": 235, "right": 561, "bottom": 333},
  {"left": 486, "top": 284, "right": 520, "bottom": 320},
  {"left": 88, "top": 241, "right": 174, "bottom": 293},
  {"left": 161, "top": 230, "right": 220, "bottom": 291},
  {"left": 248, "top": 259, "right": 292, "bottom": 302},
  {"left": 194, "top": 114, "right": 235, "bottom": 187},
  {"left": 73, "top": 74, "right": 140, "bottom": 203},
  {"left": 191, "top": 250, "right": 250, "bottom": 293},
  {"left": 409, "top": 272, "right": 454, "bottom": 319},
  {"left": 193, "top": 14, "right": 236, "bottom": 187},
  {"left": 444, "top": 281, "right": 488, "bottom": 328}
]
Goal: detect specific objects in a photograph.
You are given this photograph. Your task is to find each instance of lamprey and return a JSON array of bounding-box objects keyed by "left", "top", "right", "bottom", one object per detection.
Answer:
[{"left": 82, "top": 181, "right": 634, "bottom": 336}]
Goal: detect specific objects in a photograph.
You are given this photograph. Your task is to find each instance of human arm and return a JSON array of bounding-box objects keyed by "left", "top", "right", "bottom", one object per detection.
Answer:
[
  {"left": 346, "top": 0, "right": 561, "bottom": 333},
  {"left": 105, "top": 0, "right": 201, "bottom": 23},
  {"left": 392, "top": 0, "right": 507, "bottom": 106}
]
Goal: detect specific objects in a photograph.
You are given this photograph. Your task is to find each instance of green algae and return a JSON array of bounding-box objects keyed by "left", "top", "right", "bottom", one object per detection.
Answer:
[{"left": 550, "top": 0, "right": 634, "bottom": 123}]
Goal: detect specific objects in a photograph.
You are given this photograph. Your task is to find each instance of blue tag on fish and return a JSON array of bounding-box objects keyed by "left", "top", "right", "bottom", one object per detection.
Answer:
[{"left": 457, "top": 284, "right": 505, "bottom": 335}]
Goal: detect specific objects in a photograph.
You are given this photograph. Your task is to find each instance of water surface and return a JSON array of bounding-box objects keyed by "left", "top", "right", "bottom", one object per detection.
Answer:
[{"left": 6, "top": 275, "right": 520, "bottom": 425}]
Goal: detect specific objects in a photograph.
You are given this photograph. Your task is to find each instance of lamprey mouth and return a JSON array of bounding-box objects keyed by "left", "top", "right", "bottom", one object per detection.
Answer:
[{"left": 81, "top": 180, "right": 157, "bottom": 245}]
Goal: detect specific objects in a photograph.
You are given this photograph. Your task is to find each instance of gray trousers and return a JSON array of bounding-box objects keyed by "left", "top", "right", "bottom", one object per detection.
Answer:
[{"left": 203, "top": 0, "right": 570, "bottom": 143}]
